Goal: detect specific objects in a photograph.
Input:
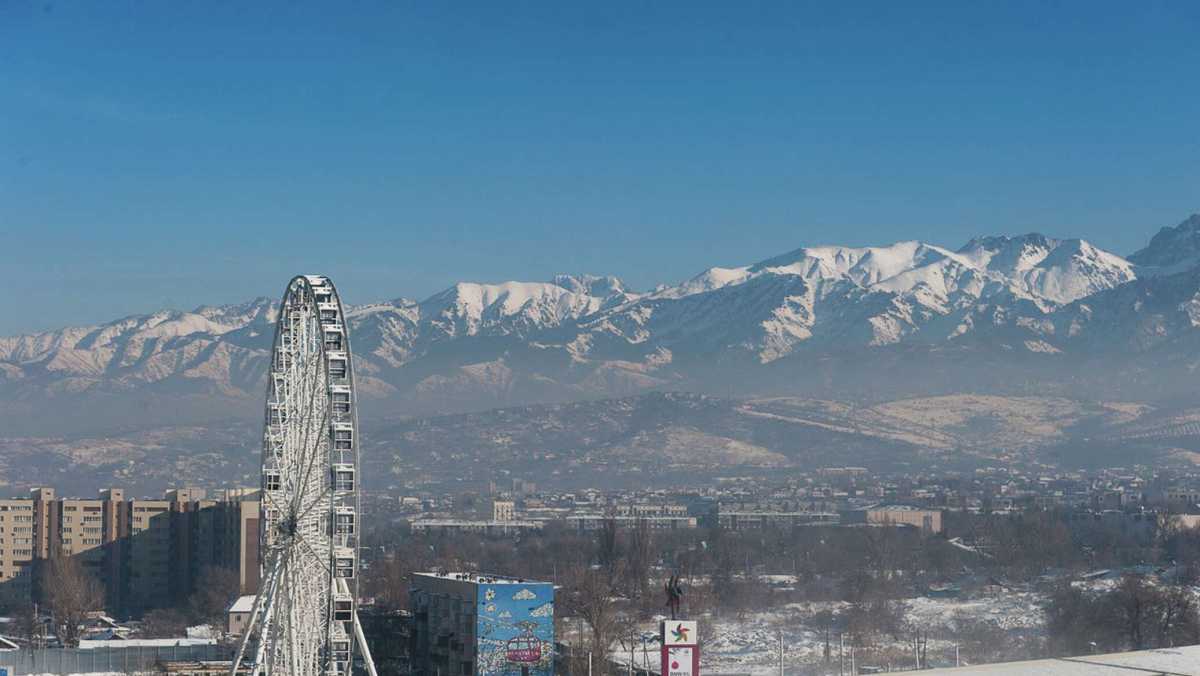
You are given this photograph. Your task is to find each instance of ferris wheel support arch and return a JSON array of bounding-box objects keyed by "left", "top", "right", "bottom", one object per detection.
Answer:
[{"left": 231, "top": 275, "right": 377, "bottom": 676}]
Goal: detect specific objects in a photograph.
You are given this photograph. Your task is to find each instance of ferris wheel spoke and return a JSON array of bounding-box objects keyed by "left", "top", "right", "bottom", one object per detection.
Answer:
[{"left": 290, "top": 352, "right": 326, "bottom": 516}]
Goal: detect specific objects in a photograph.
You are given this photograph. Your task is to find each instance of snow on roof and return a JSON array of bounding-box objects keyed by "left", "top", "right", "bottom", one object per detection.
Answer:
[
  {"left": 78, "top": 637, "right": 216, "bottom": 649},
  {"left": 923, "top": 644, "right": 1200, "bottom": 674},
  {"left": 415, "top": 572, "right": 549, "bottom": 585},
  {"left": 229, "top": 594, "right": 257, "bottom": 614}
]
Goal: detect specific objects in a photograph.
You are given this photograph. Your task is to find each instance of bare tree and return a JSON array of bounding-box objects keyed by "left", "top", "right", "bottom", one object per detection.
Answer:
[
  {"left": 563, "top": 563, "right": 624, "bottom": 675},
  {"left": 141, "top": 607, "right": 190, "bottom": 638},
  {"left": 42, "top": 556, "right": 104, "bottom": 648},
  {"left": 12, "top": 601, "right": 45, "bottom": 648},
  {"left": 187, "top": 565, "right": 241, "bottom": 627},
  {"left": 626, "top": 518, "right": 653, "bottom": 601},
  {"left": 598, "top": 517, "right": 619, "bottom": 577}
]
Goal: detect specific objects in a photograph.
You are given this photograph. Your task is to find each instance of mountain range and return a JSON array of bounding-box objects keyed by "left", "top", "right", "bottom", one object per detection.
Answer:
[{"left": 4, "top": 214, "right": 1200, "bottom": 437}]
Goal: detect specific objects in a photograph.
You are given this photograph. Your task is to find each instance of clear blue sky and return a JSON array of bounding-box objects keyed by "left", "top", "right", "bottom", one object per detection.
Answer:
[{"left": 1, "top": 2, "right": 1197, "bottom": 334}]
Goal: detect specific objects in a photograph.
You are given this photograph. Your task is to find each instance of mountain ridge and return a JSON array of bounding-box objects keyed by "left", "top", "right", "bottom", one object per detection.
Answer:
[{"left": 3, "top": 215, "right": 1200, "bottom": 434}]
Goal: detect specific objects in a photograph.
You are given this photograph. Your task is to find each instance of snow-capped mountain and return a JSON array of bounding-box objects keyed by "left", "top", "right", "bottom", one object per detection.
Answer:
[
  {"left": 2, "top": 215, "right": 1199, "bottom": 433},
  {"left": 569, "top": 234, "right": 1137, "bottom": 364}
]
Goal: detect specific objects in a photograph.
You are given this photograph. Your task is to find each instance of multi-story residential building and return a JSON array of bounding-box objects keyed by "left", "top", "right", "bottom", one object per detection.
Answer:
[
  {"left": 0, "top": 498, "right": 36, "bottom": 603},
  {"left": 842, "top": 506, "right": 944, "bottom": 534},
  {"left": 0, "top": 486, "right": 260, "bottom": 617}
]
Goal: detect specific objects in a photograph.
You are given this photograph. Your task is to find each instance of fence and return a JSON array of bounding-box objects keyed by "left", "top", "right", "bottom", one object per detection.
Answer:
[{"left": 0, "top": 644, "right": 234, "bottom": 675}]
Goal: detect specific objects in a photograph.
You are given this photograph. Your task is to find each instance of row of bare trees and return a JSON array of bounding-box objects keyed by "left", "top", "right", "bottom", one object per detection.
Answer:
[
  {"left": 0, "top": 556, "right": 241, "bottom": 647},
  {"left": 1046, "top": 575, "right": 1200, "bottom": 655}
]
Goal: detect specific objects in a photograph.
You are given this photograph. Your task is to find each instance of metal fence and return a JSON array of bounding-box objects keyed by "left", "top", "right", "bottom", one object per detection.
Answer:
[{"left": 0, "top": 644, "right": 234, "bottom": 675}]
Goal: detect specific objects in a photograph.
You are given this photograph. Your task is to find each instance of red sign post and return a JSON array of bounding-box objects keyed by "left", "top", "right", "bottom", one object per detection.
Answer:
[{"left": 661, "top": 620, "right": 700, "bottom": 676}]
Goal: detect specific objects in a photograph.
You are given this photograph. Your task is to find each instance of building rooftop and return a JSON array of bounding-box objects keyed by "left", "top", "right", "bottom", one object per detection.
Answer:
[
  {"left": 228, "top": 595, "right": 256, "bottom": 614},
  {"left": 924, "top": 645, "right": 1200, "bottom": 674},
  {"left": 414, "top": 571, "right": 549, "bottom": 585}
]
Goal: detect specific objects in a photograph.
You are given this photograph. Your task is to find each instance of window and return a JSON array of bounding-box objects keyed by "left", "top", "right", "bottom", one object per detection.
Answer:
[
  {"left": 324, "top": 330, "right": 343, "bottom": 350},
  {"left": 332, "top": 389, "right": 351, "bottom": 413},
  {"left": 329, "top": 358, "right": 347, "bottom": 378}
]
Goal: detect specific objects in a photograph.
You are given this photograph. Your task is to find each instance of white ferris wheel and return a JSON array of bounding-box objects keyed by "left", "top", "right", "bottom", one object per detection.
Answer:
[{"left": 231, "top": 275, "right": 377, "bottom": 676}]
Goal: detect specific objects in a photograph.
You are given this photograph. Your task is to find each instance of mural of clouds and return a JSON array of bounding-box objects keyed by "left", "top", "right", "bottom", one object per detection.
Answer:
[
  {"left": 530, "top": 602, "right": 554, "bottom": 618},
  {"left": 499, "top": 611, "right": 512, "bottom": 619},
  {"left": 513, "top": 588, "right": 537, "bottom": 601}
]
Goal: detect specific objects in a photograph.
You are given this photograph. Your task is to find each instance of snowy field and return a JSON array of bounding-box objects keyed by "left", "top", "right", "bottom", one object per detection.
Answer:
[{"left": 660, "top": 591, "right": 1047, "bottom": 675}]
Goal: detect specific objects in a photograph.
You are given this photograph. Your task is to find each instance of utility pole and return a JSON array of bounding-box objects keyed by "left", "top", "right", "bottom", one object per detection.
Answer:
[
  {"left": 839, "top": 634, "right": 844, "bottom": 676},
  {"left": 956, "top": 643, "right": 960, "bottom": 667},
  {"left": 778, "top": 629, "right": 783, "bottom": 676},
  {"left": 630, "top": 630, "right": 634, "bottom": 676}
]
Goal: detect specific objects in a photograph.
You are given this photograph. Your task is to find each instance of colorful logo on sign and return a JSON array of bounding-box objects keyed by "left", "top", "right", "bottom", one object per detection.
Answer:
[{"left": 671, "top": 623, "right": 690, "bottom": 643}]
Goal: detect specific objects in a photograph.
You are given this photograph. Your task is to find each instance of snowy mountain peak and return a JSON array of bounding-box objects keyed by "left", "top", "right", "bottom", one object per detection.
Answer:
[
  {"left": 953, "top": 234, "right": 1134, "bottom": 305},
  {"left": 956, "top": 233, "right": 1057, "bottom": 270},
  {"left": 750, "top": 241, "right": 958, "bottom": 284},
  {"left": 550, "top": 274, "right": 632, "bottom": 300}
]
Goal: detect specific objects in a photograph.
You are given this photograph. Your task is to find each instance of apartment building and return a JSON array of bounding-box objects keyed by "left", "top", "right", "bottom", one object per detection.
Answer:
[
  {"left": 0, "top": 498, "right": 36, "bottom": 604},
  {"left": 0, "top": 486, "right": 260, "bottom": 617}
]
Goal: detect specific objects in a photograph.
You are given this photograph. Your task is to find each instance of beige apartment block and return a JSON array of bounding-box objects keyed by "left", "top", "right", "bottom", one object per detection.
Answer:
[{"left": 0, "top": 486, "right": 260, "bottom": 616}]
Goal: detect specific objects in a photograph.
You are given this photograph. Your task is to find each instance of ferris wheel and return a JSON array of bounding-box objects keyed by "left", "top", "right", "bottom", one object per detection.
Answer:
[{"left": 231, "top": 275, "right": 377, "bottom": 676}]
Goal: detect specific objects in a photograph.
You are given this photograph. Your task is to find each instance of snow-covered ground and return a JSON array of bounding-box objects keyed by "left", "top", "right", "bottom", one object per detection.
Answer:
[{"left": 669, "top": 591, "right": 1047, "bottom": 675}]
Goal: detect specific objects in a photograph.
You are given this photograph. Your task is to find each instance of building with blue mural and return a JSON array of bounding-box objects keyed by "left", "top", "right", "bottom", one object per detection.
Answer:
[{"left": 410, "top": 572, "right": 554, "bottom": 676}]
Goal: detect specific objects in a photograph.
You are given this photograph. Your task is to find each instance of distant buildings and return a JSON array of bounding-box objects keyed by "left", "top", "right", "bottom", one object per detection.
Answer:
[
  {"left": 410, "top": 572, "right": 554, "bottom": 676},
  {"left": 0, "top": 486, "right": 259, "bottom": 617},
  {"left": 841, "top": 505, "right": 944, "bottom": 534},
  {"left": 564, "top": 513, "right": 697, "bottom": 531},
  {"left": 492, "top": 499, "right": 516, "bottom": 522},
  {"left": 709, "top": 505, "right": 840, "bottom": 531},
  {"left": 409, "top": 519, "right": 544, "bottom": 536}
]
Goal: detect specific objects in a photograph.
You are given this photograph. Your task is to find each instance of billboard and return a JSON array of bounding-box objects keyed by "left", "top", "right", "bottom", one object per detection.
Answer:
[{"left": 476, "top": 582, "right": 555, "bottom": 676}]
